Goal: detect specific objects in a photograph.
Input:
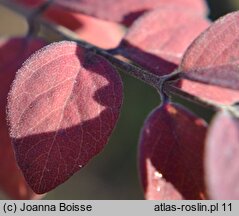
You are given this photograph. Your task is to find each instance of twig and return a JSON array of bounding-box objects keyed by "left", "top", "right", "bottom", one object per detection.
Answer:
[{"left": 0, "top": 0, "right": 222, "bottom": 111}]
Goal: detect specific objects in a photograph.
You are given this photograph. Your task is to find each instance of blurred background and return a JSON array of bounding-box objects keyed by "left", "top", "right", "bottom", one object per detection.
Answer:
[{"left": 0, "top": 0, "right": 238, "bottom": 199}]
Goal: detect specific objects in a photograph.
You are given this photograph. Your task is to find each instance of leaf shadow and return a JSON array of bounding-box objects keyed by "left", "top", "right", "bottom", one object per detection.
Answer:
[
  {"left": 11, "top": 44, "right": 122, "bottom": 194},
  {"left": 118, "top": 40, "right": 179, "bottom": 77},
  {"left": 121, "top": 10, "right": 148, "bottom": 26}
]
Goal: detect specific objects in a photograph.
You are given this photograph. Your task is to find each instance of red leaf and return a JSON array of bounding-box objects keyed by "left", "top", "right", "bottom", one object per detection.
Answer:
[
  {"left": 205, "top": 111, "right": 239, "bottom": 199},
  {"left": 15, "top": 1, "right": 124, "bottom": 49},
  {"left": 139, "top": 103, "right": 207, "bottom": 199},
  {"left": 44, "top": 6, "right": 124, "bottom": 49},
  {"left": 119, "top": 7, "right": 210, "bottom": 76},
  {"left": 180, "top": 12, "right": 239, "bottom": 104},
  {"left": 55, "top": 0, "right": 208, "bottom": 26},
  {"left": 0, "top": 37, "right": 46, "bottom": 199},
  {"left": 7, "top": 41, "right": 123, "bottom": 194},
  {"left": 177, "top": 80, "right": 239, "bottom": 105},
  {"left": 182, "top": 65, "right": 239, "bottom": 90}
]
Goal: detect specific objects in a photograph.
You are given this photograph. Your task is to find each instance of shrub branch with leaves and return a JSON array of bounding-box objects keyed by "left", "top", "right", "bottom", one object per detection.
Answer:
[{"left": 0, "top": 0, "right": 238, "bottom": 200}]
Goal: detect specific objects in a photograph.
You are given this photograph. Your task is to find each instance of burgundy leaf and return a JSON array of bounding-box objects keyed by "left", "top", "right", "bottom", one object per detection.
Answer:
[
  {"left": 119, "top": 7, "right": 210, "bottom": 76},
  {"left": 55, "top": 0, "right": 208, "bottom": 26},
  {"left": 182, "top": 64, "right": 239, "bottom": 90},
  {"left": 139, "top": 103, "right": 207, "bottom": 200},
  {"left": 180, "top": 11, "right": 239, "bottom": 104},
  {"left": 0, "top": 37, "right": 46, "bottom": 199},
  {"left": 205, "top": 111, "right": 239, "bottom": 199},
  {"left": 176, "top": 80, "right": 239, "bottom": 105},
  {"left": 16, "top": 0, "right": 124, "bottom": 49},
  {"left": 7, "top": 41, "right": 123, "bottom": 194},
  {"left": 15, "top": 0, "right": 124, "bottom": 49},
  {"left": 43, "top": 6, "right": 124, "bottom": 49}
]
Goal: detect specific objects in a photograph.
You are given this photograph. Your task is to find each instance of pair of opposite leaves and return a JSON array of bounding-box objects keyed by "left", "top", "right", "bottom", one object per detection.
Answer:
[
  {"left": 6, "top": 10, "right": 239, "bottom": 199},
  {"left": 136, "top": 10, "right": 239, "bottom": 199}
]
